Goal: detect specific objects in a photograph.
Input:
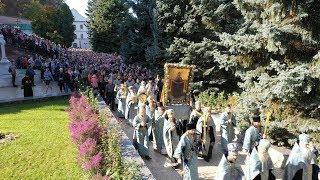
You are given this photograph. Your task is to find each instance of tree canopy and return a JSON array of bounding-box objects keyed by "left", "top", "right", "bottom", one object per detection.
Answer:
[
  {"left": 87, "top": 0, "right": 320, "bottom": 146},
  {"left": 1, "top": 0, "right": 75, "bottom": 47}
]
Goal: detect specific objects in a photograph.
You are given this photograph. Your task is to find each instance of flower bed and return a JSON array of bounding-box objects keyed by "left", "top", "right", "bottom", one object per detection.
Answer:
[{"left": 67, "top": 90, "right": 140, "bottom": 179}]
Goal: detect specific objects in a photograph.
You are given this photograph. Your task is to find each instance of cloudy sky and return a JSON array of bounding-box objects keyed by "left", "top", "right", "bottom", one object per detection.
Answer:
[{"left": 65, "top": 0, "right": 89, "bottom": 17}]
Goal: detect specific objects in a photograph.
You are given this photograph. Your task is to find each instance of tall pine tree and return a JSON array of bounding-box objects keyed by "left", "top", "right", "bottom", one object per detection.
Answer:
[
  {"left": 119, "top": 0, "right": 160, "bottom": 67},
  {"left": 155, "top": 0, "right": 242, "bottom": 91},
  {"left": 87, "top": 0, "right": 128, "bottom": 53}
]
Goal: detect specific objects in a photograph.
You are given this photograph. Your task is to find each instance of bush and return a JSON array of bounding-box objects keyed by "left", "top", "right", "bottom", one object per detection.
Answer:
[
  {"left": 99, "top": 109, "right": 140, "bottom": 179},
  {"left": 197, "top": 90, "right": 229, "bottom": 112},
  {"left": 267, "top": 121, "right": 297, "bottom": 147},
  {"left": 68, "top": 92, "right": 140, "bottom": 179},
  {"left": 68, "top": 93, "right": 102, "bottom": 175}
]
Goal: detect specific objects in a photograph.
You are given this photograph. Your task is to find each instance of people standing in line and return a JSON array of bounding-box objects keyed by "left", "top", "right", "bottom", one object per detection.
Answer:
[
  {"left": 196, "top": 107, "right": 215, "bottom": 162},
  {"left": 63, "top": 69, "right": 71, "bottom": 93},
  {"left": 146, "top": 96, "right": 157, "bottom": 141},
  {"left": 220, "top": 104, "right": 237, "bottom": 155},
  {"left": 90, "top": 72, "right": 99, "bottom": 91},
  {"left": 125, "top": 86, "right": 138, "bottom": 124},
  {"left": 245, "top": 139, "right": 276, "bottom": 180},
  {"left": 174, "top": 123, "right": 199, "bottom": 180},
  {"left": 26, "top": 65, "right": 36, "bottom": 86},
  {"left": 43, "top": 68, "right": 54, "bottom": 94},
  {"left": 8, "top": 61, "right": 17, "bottom": 87},
  {"left": 216, "top": 143, "right": 244, "bottom": 180},
  {"left": 58, "top": 68, "right": 64, "bottom": 93},
  {"left": 116, "top": 83, "right": 127, "bottom": 118},
  {"left": 98, "top": 76, "right": 106, "bottom": 100},
  {"left": 242, "top": 115, "right": 265, "bottom": 154},
  {"left": 133, "top": 105, "right": 151, "bottom": 160},
  {"left": 105, "top": 78, "right": 116, "bottom": 111},
  {"left": 189, "top": 101, "right": 202, "bottom": 126},
  {"left": 133, "top": 79, "right": 141, "bottom": 92},
  {"left": 163, "top": 109, "right": 181, "bottom": 163},
  {"left": 21, "top": 74, "right": 33, "bottom": 97},
  {"left": 283, "top": 133, "right": 318, "bottom": 180},
  {"left": 153, "top": 103, "right": 166, "bottom": 154}
]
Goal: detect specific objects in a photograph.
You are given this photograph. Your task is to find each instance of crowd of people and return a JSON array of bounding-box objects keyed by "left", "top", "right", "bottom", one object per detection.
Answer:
[
  {"left": 1, "top": 27, "right": 66, "bottom": 58},
  {"left": 14, "top": 49, "right": 153, "bottom": 98},
  {"left": 101, "top": 76, "right": 319, "bottom": 180},
  {"left": 1, "top": 27, "right": 319, "bottom": 180}
]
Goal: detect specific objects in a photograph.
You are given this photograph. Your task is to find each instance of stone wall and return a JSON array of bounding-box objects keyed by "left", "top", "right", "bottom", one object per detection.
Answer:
[{"left": 97, "top": 97, "right": 155, "bottom": 180}]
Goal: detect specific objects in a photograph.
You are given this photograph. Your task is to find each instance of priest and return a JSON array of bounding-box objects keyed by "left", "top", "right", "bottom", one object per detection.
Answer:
[
  {"left": 173, "top": 123, "right": 199, "bottom": 180},
  {"left": 196, "top": 107, "right": 215, "bottom": 162},
  {"left": 242, "top": 115, "right": 264, "bottom": 154},
  {"left": 116, "top": 83, "right": 127, "bottom": 118},
  {"left": 216, "top": 143, "right": 244, "bottom": 180},
  {"left": 189, "top": 101, "right": 202, "bottom": 126},
  {"left": 125, "top": 86, "right": 138, "bottom": 125},
  {"left": 133, "top": 105, "right": 151, "bottom": 160},
  {"left": 245, "top": 139, "right": 276, "bottom": 180},
  {"left": 220, "top": 104, "right": 237, "bottom": 155},
  {"left": 22, "top": 74, "right": 33, "bottom": 97},
  {"left": 153, "top": 103, "right": 166, "bottom": 154},
  {"left": 163, "top": 109, "right": 181, "bottom": 162},
  {"left": 283, "top": 133, "right": 318, "bottom": 180},
  {"left": 146, "top": 96, "right": 157, "bottom": 141}
]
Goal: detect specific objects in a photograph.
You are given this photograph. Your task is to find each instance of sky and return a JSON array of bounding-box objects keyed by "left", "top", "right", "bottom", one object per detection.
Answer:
[{"left": 65, "top": 0, "right": 89, "bottom": 17}]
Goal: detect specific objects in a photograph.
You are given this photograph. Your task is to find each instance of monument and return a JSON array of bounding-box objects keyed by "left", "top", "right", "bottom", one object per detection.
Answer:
[
  {"left": 0, "top": 34, "right": 14, "bottom": 87},
  {"left": 0, "top": 34, "right": 10, "bottom": 75}
]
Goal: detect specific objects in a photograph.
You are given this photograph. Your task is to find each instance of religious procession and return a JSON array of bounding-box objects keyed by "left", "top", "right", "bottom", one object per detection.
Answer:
[
  {"left": 99, "top": 63, "right": 320, "bottom": 180},
  {"left": 1, "top": 1, "right": 320, "bottom": 180}
]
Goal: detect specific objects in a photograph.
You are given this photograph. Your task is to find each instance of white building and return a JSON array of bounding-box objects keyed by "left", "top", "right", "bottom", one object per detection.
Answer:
[{"left": 71, "top": 9, "right": 90, "bottom": 49}]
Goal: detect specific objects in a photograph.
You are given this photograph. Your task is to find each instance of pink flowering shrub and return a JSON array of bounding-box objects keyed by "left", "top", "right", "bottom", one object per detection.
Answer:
[
  {"left": 68, "top": 93, "right": 139, "bottom": 179},
  {"left": 82, "top": 152, "right": 103, "bottom": 171},
  {"left": 68, "top": 94, "right": 103, "bottom": 174},
  {"left": 69, "top": 119, "right": 101, "bottom": 144},
  {"left": 79, "top": 138, "right": 97, "bottom": 156}
]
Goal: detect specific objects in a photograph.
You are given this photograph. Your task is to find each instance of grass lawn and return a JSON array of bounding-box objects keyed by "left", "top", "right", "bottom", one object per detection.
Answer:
[{"left": 0, "top": 98, "right": 87, "bottom": 180}]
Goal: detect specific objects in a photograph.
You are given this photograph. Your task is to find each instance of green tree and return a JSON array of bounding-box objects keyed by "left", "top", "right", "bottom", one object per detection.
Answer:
[
  {"left": 119, "top": 0, "right": 160, "bottom": 66},
  {"left": 155, "top": 0, "right": 242, "bottom": 91},
  {"left": 87, "top": 0, "right": 128, "bottom": 53},
  {"left": 0, "top": 0, "right": 63, "bottom": 17},
  {"left": 57, "top": 3, "right": 75, "bottom": 47},
  {"left": 204, "top": 0, "right": 320, "bottom": 145},
  {"left": 23, "top": 2, "right": 75, "bottom": 47}
]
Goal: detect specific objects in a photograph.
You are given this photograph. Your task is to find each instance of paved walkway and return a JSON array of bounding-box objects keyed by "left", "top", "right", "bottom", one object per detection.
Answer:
[
  {"left": 1, "top": 83, "right": 317, "bottom": 180},
  {"left": 0, "top": 82, "right": 66, "bottom": 103},
  {"left": 116, "top": 116, "right": 284, "bottom": 180}
]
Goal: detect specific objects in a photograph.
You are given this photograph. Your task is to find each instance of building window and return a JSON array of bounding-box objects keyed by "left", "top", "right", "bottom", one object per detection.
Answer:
[
  {"left": 73, "top": 25, "right": 76, "bottom": 30},
  {"left": 81, "top": 34, "right": 84, "bottom": 39},
  {"left": 80, "top": 25, "right": 83, "bottom": 30},
  {"left": 73, "top": 43, "right": 78, "bottom": 48},
  {"left": 75, "top": 34, "right": 78, "bottom": 39}
]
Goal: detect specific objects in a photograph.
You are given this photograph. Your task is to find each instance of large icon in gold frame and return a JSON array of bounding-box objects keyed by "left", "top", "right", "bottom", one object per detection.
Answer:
[{"left": 161, "top": 63, "right": 195, "bottom": 105}]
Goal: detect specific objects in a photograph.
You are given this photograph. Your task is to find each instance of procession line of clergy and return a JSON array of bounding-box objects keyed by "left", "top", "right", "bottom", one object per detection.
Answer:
[{"left": 113, "top": 81, "right": 319, "bottom": 180}]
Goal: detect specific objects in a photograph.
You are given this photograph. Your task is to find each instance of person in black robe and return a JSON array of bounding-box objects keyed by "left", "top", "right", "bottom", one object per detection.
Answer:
[
  {"left": 156, "top": 75, "right": 163, "bottom": 102},
  {"left": 98, "top": 77, "right": 106, "bottom": 100},
  {"left": 22, "top": 74, "right": 33, "bottom": 97},
  {"left": 105, "top": 78, "right": 116, "bottom": 111}
]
